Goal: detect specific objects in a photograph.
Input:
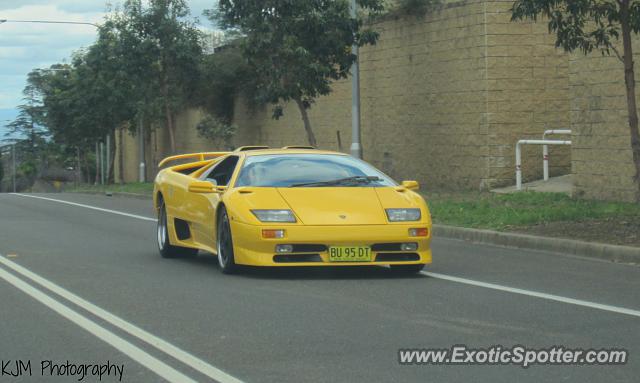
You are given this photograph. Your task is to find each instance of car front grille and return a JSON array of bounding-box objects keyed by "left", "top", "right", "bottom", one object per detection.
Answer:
[
  {"left": 273, "top": 254, "right": 323, "bottom": 263},
  {"left": 375, "top": 253, "right": 420, "bottom": 262}
]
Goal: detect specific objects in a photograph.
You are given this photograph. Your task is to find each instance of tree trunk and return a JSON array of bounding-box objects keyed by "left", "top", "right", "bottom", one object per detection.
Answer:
[
  {"left": 165, "top": 102, "right": 177, "bottom": 155},
  {"left": 294, "top": 97, "right": 317, "bottom": 147},
  {"left": 161, "top": 73, "right": 177, "bottom": 154},
  {"left": 108, "top": 130, "right": 116, "bottom": 184},
  {"left": 620, "top": 1, "right": 640, "bottom": 201},
  {"left": 118, "top": 128, "right": 124, "bottom": 184},
  {"left": 83, "top": 149, "right": 91, "bottom": 184}
]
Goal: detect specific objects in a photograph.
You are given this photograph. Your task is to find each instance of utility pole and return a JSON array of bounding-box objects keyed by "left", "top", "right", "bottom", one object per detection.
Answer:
[
  {"left": 95, "top": 142, "right": 99, "bottom": 185},
  {"left": 138, "top": 115, "right": 146, "bottom": 182},
  {"left": 350, "top": 0, "right": 362, "bottom": 158},
  {"left": 106, "top": 134, "right": 111, "bottom": 184},
  {"left": 12, "top": 144, "right": 16, "bottom": 193},
  {"left": 100, "top": 142, "right": 105, "bottom": 185},
  {"left": 76, "top": 147, "right": 81, "bottom": 186},
  {"left": 350, "top": 0, "right": 362, "bottom": 159}
]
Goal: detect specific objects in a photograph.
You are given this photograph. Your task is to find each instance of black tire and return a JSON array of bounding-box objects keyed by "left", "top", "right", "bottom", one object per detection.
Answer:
[
  {"left": 390, "top": 264, "right": 426, "bottom": 274},
  {"left": 216, "top": 206, "right": 238, "bottom": 274},
  {"left": 157, "top": 202, "right": 198, "bottom": 258}
]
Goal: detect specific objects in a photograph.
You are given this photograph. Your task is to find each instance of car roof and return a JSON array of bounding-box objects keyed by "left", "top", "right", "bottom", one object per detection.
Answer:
[{"left": 240, "top": 149, "right": 348, "bottom": 157}]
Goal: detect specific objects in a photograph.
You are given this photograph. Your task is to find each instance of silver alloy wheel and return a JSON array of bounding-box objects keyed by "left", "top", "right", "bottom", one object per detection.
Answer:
[
  {"left": 217, "top": 223, "right": 227, "bottom": 269},
  {"left": 157, "top": 208, "right": 166, "bottom": 250},
  {"left": 217, "top": 212, "right": 230, "bottom": 269}
]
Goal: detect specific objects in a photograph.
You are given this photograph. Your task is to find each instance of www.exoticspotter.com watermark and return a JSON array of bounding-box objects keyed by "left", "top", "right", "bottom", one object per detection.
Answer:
[{"left": 398, "top": 345, "right": 628, "bottom": 368}]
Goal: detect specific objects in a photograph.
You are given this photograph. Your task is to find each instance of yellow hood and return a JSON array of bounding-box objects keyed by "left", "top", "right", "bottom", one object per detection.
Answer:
[{"left": 276, "top": 187, "right": 388, "bottom": 225}]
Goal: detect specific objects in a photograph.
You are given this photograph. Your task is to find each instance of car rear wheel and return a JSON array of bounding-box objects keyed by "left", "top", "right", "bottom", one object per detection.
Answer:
[
  {"left": 217, "top": 207, "right": 238, "bottom": 274},
  {"left": 157, "top": 202, "right": 198, "bottom": 258},
  {"left": 390, "top": 264, "right": 425, "bottom": 274}
]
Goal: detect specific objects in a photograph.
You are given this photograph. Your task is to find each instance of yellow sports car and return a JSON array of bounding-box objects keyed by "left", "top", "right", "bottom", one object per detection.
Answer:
[{"left": 153, "top": 146, "right": 432, "bottom": 274}]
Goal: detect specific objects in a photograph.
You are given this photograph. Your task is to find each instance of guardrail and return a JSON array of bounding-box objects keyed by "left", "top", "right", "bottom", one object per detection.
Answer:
[
  {"left": 542, "top": 129, "right": 572, "bottom": 181},
  {"left": 516, "top": 139, "right": 571, "bottom": 190}
]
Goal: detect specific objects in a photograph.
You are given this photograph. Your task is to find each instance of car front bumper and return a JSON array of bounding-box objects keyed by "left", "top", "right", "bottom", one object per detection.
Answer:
[{"left": 230, "top": 221, "right": 432, "bottom": 267}]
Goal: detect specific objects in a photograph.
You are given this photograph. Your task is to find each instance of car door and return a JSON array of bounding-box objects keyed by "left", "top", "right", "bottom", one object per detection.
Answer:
[{"left": 188, "top": 155, "right": 240, "bottom": 251}]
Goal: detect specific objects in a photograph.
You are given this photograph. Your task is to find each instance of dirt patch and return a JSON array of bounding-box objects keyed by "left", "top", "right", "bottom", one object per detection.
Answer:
[{"left": 509, "top": 216, "right": 640, "bottom": 247}]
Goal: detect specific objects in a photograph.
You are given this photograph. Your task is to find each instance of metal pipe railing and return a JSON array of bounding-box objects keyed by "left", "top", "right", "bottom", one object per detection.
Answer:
[
  {"left": 542, "top": 129, "right": 571, "bottom": 181},
  {"left": 516, "top": 139, "right": 571, "bottom": 190}
]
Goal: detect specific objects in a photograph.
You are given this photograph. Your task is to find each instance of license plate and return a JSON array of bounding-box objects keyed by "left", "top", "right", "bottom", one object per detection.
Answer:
[{"left": 328, "top": 246, "right": 371, "bottom": 262}]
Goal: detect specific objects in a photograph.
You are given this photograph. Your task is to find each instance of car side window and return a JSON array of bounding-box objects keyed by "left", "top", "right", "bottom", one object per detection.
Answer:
[{"left": 201, "top": 156, "right": 239, "bottom": 186}]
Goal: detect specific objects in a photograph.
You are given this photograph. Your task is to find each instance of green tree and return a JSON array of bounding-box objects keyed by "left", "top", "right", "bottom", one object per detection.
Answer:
[
  {"left": 106, "top": 0, "right": 203, "bottom": 154},
  {"left": 0, "top": 155, "right": 4, "bottom": 185},
  {"left": 212, "top": 0, "right": 385, "bottom": 146},
  {"left": 197, "top": 45, "right": 254, "bottom": 124},
  {"left": 512, "top": 0, "right": 640, "bottom": 200},
  {"left": 6, "top": 70, "right": 49, "bottom": 163}
]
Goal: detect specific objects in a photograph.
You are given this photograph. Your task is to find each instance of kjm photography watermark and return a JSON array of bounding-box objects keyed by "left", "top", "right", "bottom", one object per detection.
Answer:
[
  {"left": 2, "top": 359, "right": 124, "bottom": 381},
  {"left": 398, "top": 345, "right": 628, "bottom": 368}
]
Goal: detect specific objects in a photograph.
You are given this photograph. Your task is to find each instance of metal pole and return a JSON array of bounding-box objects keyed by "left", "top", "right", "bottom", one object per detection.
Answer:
[
  {"left": 12, "top": 144, "right": 16, "bottom": 193},
  {"left": 100, "top": 142, "right": 104, "bottom": 185},
  {"left": 95, "top": 142, "right": 99, "bottom": 185},
  {"left": 106, "top": 134, "right": 111, "bottom": 184},
  {"left": 542, "top": 129, "right": 571, "bottom": 181},
  {"left": 349, "top": 0, "right": 362, "bottom": 159},
  {"left": 516, "top": 142, "right": 522, "bottom": 191},
  {"left": 516, "top": 139, "right": 572, "bottom": 190},
  {"left": 138, "top": 115, "right": 146, "bottom": 183},
  {"left": 76, "top": 147, "right": 81, "bottom": 186}
]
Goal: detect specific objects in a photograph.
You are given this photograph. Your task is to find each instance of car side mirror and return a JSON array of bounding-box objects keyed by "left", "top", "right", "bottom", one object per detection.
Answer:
[
  {"left": 401, "top": 180, "right": 420, "bottom": 191},
  {"left": 188, "top": 180, "right": 217, "bottom": 194}
]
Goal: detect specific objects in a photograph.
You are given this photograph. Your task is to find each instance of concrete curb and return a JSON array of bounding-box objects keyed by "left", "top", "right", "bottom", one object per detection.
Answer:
[{"left": 433, "top": 224, "right": 640, "bottom": 264}]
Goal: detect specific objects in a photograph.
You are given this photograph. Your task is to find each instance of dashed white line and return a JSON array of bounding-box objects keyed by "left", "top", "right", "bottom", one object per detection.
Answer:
[
  {"left": 0, "top": 265, "right": 197, "bottom": 383},
  {"left": 0, "top": 255, "right": 244, "bottom": 383},
  {"left": 422, "top": 271, "right": 640, "bottom": 318}
]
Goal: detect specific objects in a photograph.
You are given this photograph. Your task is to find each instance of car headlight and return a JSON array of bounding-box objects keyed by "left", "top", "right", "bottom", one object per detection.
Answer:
[
  {"left": 386, "top": 208, "right": 421, "bottom": 222},
  {"left": 251, "top": 209, "right": 297, "bottom": 223}
]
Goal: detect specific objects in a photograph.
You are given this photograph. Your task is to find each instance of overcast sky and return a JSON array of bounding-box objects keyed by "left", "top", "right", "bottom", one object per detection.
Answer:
[{"left": 0, "top": 0, "right": 216, "bottom": 138}]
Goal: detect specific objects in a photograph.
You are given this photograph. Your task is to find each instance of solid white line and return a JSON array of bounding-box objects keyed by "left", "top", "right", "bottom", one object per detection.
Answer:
[
  {"left": 13, "top": 193, "right": 640, "bottom": 320},
  {"left": 0, "top": 256, "right": 244, "bottom": 383},
  {"left": 12, "top": 193, "right": 157, "bottom": 222},
  {"left": 0, "top": 266, "right": 197, "bottom": 383},
  {"left": 422, "top": 271, "right": 640, "bottom": 318}
]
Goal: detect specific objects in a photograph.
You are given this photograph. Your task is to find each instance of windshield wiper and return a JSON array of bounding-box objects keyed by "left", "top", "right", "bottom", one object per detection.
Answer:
[{"left": 290, "top": 176, "right": 382, "bottom": 188}]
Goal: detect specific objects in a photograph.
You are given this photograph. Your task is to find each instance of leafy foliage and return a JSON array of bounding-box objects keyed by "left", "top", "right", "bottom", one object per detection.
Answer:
[
  {"left": 211, "top": 0, "right": 386, "bottom": 145},
  {"left": 196, "top": 115, "right": 237, "bottom": 149},
  {"left": 393, "top": 0, "right": 441, "bottom": 17},
  {"left": 512, "top": 0, "right": 640, "bottom": 201},
  {"left": 196, "top": 45, "right": 256, "bottom": 123},
  {"left": 103, "top": 0, "right": 204, "bottom": 153},
  {"left": 511, "top": 0, "right": 638, "bottom": 58}
]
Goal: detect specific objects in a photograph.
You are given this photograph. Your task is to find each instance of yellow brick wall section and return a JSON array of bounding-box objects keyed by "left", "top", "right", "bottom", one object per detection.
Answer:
[
  {"left": 485, "top": 0, "right": 570, "bottom": 187},
  {"left": 569, "top": 42, "right": 639, "bottom": 202},
  {"left": 233, "top": 0, "right": 492, "bottom": 190},
  {"left": 116, "top": 0, "right": 574, "bottom": 193}
]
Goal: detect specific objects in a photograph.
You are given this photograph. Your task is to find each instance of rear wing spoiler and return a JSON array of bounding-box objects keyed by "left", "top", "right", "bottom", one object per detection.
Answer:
[{"left": 158, "top": 152, "right": 230, "bottom": 168}]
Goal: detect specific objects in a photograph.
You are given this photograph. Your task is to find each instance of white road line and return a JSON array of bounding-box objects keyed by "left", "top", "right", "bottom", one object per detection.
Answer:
[
  {"left": 12, "top": 193, "right": 640, "bottom": 321},
  {"left": 0, "top": 256, "right": 244, "bottom": 383},
  {"left": 422, "top": 271, "right": 640, "bottom": 318},
  {"left": 0, "top": 266, "right": 197, "bottom": 383},
  {"left": 12, "top": 193, "right": 157, "bottom": 222}
]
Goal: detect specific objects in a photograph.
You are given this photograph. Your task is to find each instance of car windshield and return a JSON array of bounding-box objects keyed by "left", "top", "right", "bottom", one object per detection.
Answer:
[{"left": 235, "top": 154, "right": 396, "bottom": 187}]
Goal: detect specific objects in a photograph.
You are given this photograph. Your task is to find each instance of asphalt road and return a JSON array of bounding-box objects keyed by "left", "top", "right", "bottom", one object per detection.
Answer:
[{"left": 0, "top": 192, "right": 638, "bottom": 383}]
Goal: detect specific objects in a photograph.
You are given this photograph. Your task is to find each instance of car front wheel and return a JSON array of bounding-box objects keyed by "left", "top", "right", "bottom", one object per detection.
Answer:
[{"left": 217, "top": 207, "right": 238, "bottom": 274}]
